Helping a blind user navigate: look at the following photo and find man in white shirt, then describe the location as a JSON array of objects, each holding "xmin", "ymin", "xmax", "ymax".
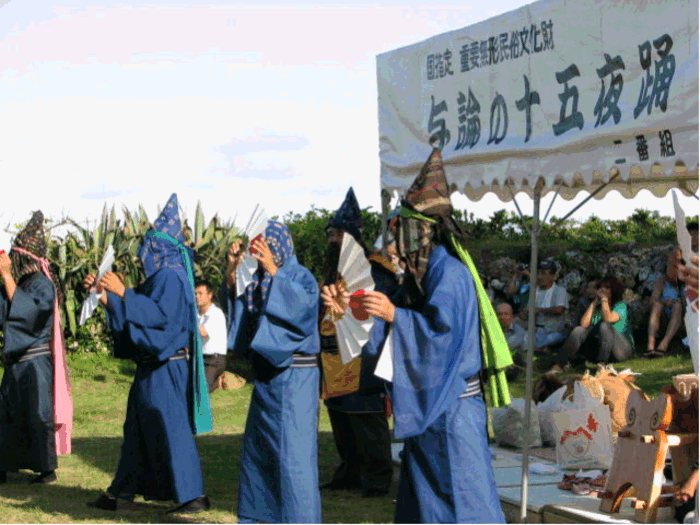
[
  {"xmin": 521, "ymin": 259, "xmax": 569, "ymax": 352},
  {"xmin": 195, "ymin": 280, "xmax": 228, "ymax": 393}
]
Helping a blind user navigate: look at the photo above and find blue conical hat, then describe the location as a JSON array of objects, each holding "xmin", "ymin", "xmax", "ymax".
[
  {"xmin": 153, "ymin": 193, "xmax": 185, "ymax": 243},
  {"xmin": 328, "ymin": 187, "xmax": 362, "ymax": 240}
]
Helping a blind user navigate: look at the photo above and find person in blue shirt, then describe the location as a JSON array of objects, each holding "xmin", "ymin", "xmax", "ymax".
[
  {"xmin": 86, "ymin": 194, "xmax": 212, "ymax": 514},
  {"xmin": 223, "ymin": 221, "xmax": 321, "ymax": 524}
]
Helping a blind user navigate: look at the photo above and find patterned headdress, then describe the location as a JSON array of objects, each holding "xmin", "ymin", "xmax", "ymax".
[
  {"xmin": 327, "ymin": 187, "xmax": 363, "ymax": 242},
  {"xmin": 138, "ymin": 194, "xmax": 191, "ymax": 280},
  {"xmin": 245, "ymin": 220, "xmax": 295, "ymax": 314},
  {"xmin": 11, "ymin": 211, "xmax": 48, "ymax": 280},
  {"xmin": 395, "ymin": 149, "xmax": 459, "ymax": 299},
  {"xmin": 402, "ymin": 148, "xmax": 453, "ymax": 220}
]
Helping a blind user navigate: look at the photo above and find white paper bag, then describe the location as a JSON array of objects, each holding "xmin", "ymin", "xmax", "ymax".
[{"xmin": 552, "ymin": 384, "xmax": 613, "ymax": 469}]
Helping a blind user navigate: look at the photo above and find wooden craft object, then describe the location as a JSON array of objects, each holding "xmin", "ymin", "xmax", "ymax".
[{"xmin": 599, "ymin": 375, "xmax": 699, "ymax": 523}]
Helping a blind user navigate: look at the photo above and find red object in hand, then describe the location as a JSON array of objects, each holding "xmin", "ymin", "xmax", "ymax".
[
  {"xmin": 0, "ymin": 250, "xmax": 5, "ymax": 256},
  {"xmin": 348, "ymin": 289, "xmax": 369, "ymax": 321},
  {"xmin": 249, "ymin": 234, "xmax": 264, "ymax": 255}
]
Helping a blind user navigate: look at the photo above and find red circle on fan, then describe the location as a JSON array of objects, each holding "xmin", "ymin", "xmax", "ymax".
[
  {"xmin": 249, "ymin": 234, "xmax": 264, "ymax": 255},
  {"xmin": 349, "ymin": 290, "xmax": 369, "ymax": 321}
]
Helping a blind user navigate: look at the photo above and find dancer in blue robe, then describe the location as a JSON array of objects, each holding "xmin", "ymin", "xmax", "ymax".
[
  {"xmin": 88, "ymin": 194, "xmax": 212, "ymax": 514},
  {"xmin": 224, "ymin": 221, "xmax": 321, "ymax": 524},
  {"xmin": 351, "ymin": 149, "xmax": 506, "ymax": 523},
  {"xmin": 0, "ymin": 211, "xmax": 58, "ymax": 484}
]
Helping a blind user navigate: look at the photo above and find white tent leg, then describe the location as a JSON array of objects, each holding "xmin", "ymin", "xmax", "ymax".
[{"xmin": 519, "ymin": 184, "xmax": 541, "ymax": 523}]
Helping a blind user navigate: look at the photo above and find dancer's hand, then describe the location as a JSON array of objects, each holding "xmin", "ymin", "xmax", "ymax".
[
  {"xmin": 321, "ymin": 284, "xmax": 350, "ymax": 315},
  {"xmin": 251, "ymin": 238, "xmax": 278, "ymax": 276},
  {"xmin": 363, "ymin": 290, "xmax": 396, "ymax": 323},
  {"xmin": 100, "ymin": 272, "xmax": 126, "ymax": 299}
]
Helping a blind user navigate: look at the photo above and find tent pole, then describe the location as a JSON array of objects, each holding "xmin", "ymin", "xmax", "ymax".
[
  {"xmin": 508, "ymin": 183, "xmax": 532, "ymax": 237},
  {"xmin": 542, "ymin": 180, "xmax": 564, "ymax": 224},
  {"xmin": 558, "ymin": 171, "xmax": 621, "ymax": 222},
  {"xmin": 380, "ymin": 188, "xmax": 391, "ymax": 253},
  {"xmin": 519, "ymin": 181, "xmax": 541, "ymax": 523}
]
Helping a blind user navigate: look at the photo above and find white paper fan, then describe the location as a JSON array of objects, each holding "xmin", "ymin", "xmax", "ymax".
[
  {"xmin": 672, "ymin": 191, "xmax": 698, "ymax": 373},
  {"xmin": 235, "ymin": 205, "xmax": 269, "ymax": 297},
  {"xmin": 334, "ymin": 233, "xmax": 375, "ymax": 364},
  {"xmin": 79, "ymin": 245, "xmax": 115, "ymax": 325}
]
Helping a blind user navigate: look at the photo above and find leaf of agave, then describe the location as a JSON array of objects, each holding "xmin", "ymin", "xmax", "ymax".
[
  {"xmin": 201, "ymin": 219, "xmax": 217, "ymax": 247},
  {"xmin": 108, "ymin": 205, "xmax": 117, "ymax": 231},
  {"xmin": 194, "ymin": 201, "xmax": 205, "ymax": 244},
  {"xmin": 65, "ymin": 290, "xmax": 77, "ymax": 336},
  {"xmin": 139, "ymin": 204, "xmax": 150, "ymax": 232},
  {"xmin": 104, "ymin": 231, "xmax": 116, "ymax": 252},
  {"xmin": 59, "ymin": 244, "xmax": 67, "ymax": 280}
]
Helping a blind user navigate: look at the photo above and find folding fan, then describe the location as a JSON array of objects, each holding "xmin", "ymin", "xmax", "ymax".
[
  {"xmin": 79, "ymin": 245, "xmax": 115, "ymax": 325},
  {"xmin": 329, "ymin": 232, "xmax": 375, "ymax": 364},
  {"xmin": 235, "ymin": 205, "xmax": 269, "ymax": 297},
  {"xmin": 673, "ymin": 191, "xmax": 698, "ymax": 373}
]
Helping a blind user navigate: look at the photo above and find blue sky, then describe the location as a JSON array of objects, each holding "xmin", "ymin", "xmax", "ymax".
[{"xmin": 0, "ymin": 0, "xmax": 696, "ymax": 247}]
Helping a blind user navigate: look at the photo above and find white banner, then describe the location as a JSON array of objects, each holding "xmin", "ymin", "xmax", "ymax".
[{"xmin": 377, "ymin": 0, "xmax": 699, "ymax": 201}]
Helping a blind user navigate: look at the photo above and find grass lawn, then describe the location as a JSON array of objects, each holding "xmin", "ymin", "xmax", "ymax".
[
  {"xmin": 0, "ymin": 348, "xmax": 693, "ymax": 523},
  {"xmin": 0, "ymin": 353, "xmax": 395, "ymax": 524}
]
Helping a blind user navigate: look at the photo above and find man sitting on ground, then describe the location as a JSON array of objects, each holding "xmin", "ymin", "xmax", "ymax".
[
  {"xmin": 496, "ymin": 302, "xmax": 526, "ymax": 381},
  {"xmin": 520, "ymin": 259, "xmax": 569, "ymax": 353}
]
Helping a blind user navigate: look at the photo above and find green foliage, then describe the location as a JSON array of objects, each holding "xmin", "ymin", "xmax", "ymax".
[{"xmin": 3, "ymin": 202, "xmax": 693, "ymax": 354}]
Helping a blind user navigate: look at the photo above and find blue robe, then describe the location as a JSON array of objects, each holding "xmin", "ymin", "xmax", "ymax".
[
  {"xmin": 226, "ymin": 255, "xmax": 321, "ymax": 524},
  {"xmin": 105, "ymin": 268, "xmax": 204, "ymax": 504},
  {"xmin": 0, "ymin": 273, "xmax": 56, "ymax": 473},
  {"xmin": 391, "ymin": 246, "xmax": 504, "ymax": 524}
]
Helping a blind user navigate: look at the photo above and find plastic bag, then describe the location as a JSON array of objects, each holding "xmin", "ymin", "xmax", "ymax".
[
  {"xmin": 537, "ymin": 385, "xmax": 570, "ymax": 446},
  {"xmin": 492, "ymin": 398, "xmax": 542, "ymax": 449}
]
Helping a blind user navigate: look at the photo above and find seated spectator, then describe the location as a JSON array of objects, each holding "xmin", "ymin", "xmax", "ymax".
[
  {"xmin": 575, "ymin": 279, "xmax": 599, "ymax": 322},
  {"xmin": 520, "ymin": 259, "xmax": 569, "ymax": 353},
  {"xmin": 547, "ymin": 276, "xmax": 634, "ymax": 374},
  {"xmin": 507, "ymin": 262, "xmax": 531, "ymax": 314},
  {"xmin": 645, "ymin": 246, "xmax": 685, "ymax": 357},
  {"xmin": 496, "ymin": 302, "xmax": 526, "ymax": 381}
]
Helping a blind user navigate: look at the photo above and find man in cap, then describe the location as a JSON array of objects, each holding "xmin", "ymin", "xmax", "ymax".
[
  {"xmin": 224, "ymin": 220, "xmax": 321, "ymax": 524},
  {"xmin": 318, "ymin": 188, "xmax": 397, "ymax": 498},
  {"xmin": 0, "ymin": 211, "xmax": 72, "ymax": 484},
  {"xmin": 521, "ymin": 258, "xmax": 569, "ymax": 353},
  {"xmin": 322, "ymin": 149, "xmax": 510, "ymax": 523},
  {"xmin": 85, "ymin": 194, "xmax": 212, "ymax": 513}
]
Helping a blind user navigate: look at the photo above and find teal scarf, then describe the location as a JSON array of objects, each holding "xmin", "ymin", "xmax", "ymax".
[{"xmin": 148, "ymin": 231, "xmax": 213, "ymax": 434}]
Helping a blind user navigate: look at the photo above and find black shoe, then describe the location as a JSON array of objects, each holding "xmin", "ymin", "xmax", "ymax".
[
  {"xmin": 31, "ymin": 471, "xmax": 56, "ymax": 484},
  {"xmin": 0, "ymin": 471, "xmax": 6, "ymax": 484},
  {"xmin": 90, "ymin": 493, "xmax": 118, "ymax": 511},
  {"xmin": 167, "ymin": 495, "xmax": 210, "ymax": 514},
  {"xmin": 362, "ymin": 488, "xmax": 389, "ymax": 498}
]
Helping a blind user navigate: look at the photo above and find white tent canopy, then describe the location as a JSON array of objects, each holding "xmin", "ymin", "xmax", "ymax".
[
  {"xmin": 376, "ymin": 0, "xmax": 698, "ymax": 522},
  {"xmin": 377, "ymin": 0, "xmax": 698, "ymax": 203}
]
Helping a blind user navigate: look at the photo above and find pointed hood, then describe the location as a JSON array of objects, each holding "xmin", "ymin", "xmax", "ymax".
[
  {"xmin": 152, "ymin": 193, "xmax": 185, "ymax": 243},
  {"xmin": 327, "ymin": 187, "xmax": 363, "ymax": 242},
  {"xmin": 402, "ymin": 148, "xmax": 453, "ymax": 220},
  {"xmin": 11, "ymin": 211, "xmax": 48, "ymax": 279}
]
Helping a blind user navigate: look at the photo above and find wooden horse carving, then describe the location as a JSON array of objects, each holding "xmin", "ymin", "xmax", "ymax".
[{"xmin": 599, "ymin": 377, "xmax": 699, "ymax": 523}]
